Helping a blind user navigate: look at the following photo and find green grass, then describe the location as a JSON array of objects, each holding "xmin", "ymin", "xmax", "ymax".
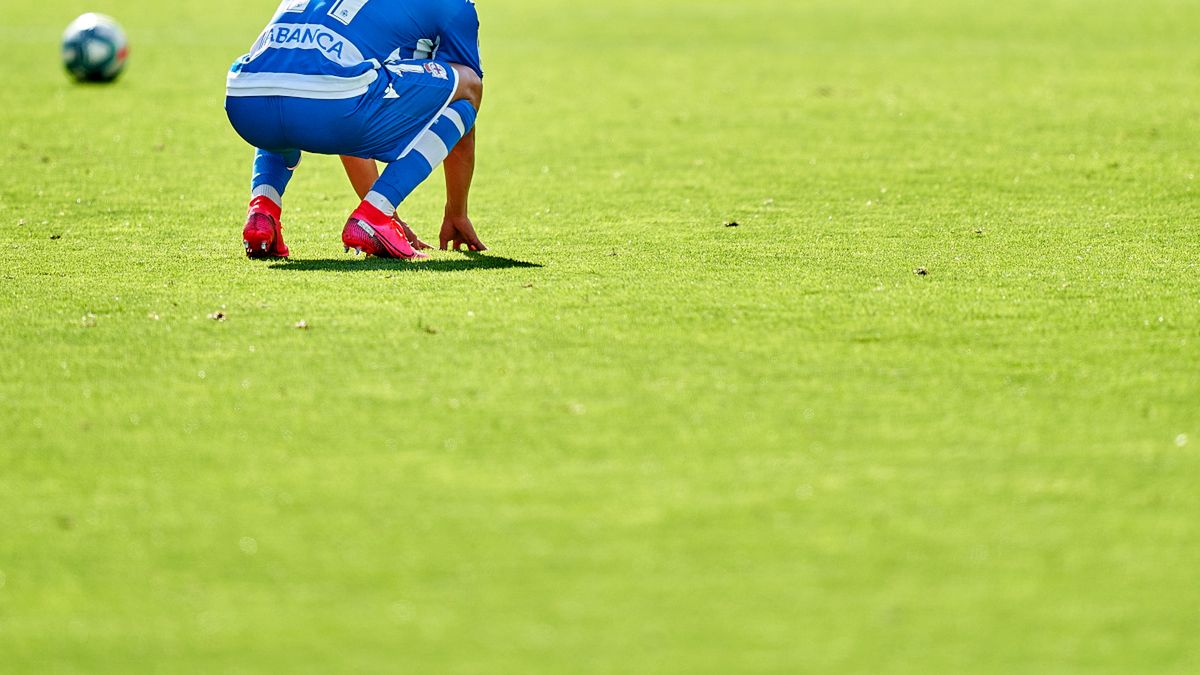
[{"xmin": 2, "ymin": 0, "xmax": 1199, "ymax": 671}]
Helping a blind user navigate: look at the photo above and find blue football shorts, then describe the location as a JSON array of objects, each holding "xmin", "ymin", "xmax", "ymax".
[{"xmin": 225, "ymin": 59, "xmax": 459, "ymax": 162}]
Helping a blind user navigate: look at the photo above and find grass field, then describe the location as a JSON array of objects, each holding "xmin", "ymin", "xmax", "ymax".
[{"xmin": 2, "ymin": 0, "xmax": 1199, "ymax": 671}]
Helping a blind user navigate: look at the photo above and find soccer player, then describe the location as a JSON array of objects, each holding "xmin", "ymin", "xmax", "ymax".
[{"xmin": 225, "ymin": 0, "xmax": 486, "ymax": 259}]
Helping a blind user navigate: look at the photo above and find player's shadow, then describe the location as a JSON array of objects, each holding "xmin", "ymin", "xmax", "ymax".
[{"xmin": 268, "ymin": 252, "xmax": 542, "ymax": 273}]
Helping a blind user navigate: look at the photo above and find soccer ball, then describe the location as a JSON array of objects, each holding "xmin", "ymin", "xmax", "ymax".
[{"xmin": 61, "ymin": 14, "xmax": 129, "ymax": 83}]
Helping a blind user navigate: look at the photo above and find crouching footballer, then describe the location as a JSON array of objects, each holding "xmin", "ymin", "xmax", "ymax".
[{"xmin": 225, "ymin": 0, "xmax": 486, "ymax": 259}]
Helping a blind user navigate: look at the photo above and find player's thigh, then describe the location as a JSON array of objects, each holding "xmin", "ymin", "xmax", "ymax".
[
  {"xmin": 228, "ymin": 94, "xmax": 366, "ymax": 156},
  {"xmin": 274, "ymin": 97, "xmax": 367, "ymax": 156},
  {"xmin": 353, "ymin": 61, "xmax": 459, "ymax": 161}
]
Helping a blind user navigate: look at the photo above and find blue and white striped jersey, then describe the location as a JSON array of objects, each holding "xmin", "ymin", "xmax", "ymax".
[{"xmin": 228, "ymin": 0, "xmax": 481, "ymax": 99}]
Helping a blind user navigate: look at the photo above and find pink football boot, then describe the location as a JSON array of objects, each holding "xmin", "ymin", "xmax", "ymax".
[
  {"xmin": 242, "ymin": 196, "xmax": 290, "ymax": 259},
  {"xmin": 340, "ymin": 202, "xmax": 425, "ymax": 259}
]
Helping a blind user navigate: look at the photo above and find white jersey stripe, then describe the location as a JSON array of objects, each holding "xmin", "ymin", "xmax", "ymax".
[{"xmin": 226, "ymin": 70, "xmax": 379, "ymax": 99}]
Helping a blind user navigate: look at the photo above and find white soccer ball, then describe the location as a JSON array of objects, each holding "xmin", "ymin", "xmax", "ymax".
[{"xmin": 62, "ymin": 13, "xmax": 129, "ymax": 83}]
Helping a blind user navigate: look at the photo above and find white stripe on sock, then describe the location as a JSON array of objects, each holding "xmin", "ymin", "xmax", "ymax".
[
  {"xmin": 410, "ymin": 131, "xmax": 449, "ymax": 168},
  {"xmin": 251, "ymin": 185, "xmax": 283, "ymax": 206},
  {"xmin": 364, "ymin": 191, "xmax": 396, "ymax": 215},
  {"xmin": 442, "ymin": 108, "xmax": 466, "ymax": 137}
]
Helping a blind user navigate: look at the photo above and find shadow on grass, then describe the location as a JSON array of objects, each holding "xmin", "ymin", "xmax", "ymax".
[{"xmin": 268, "ymin": 252, "xmax": 542, "ymax": 273}]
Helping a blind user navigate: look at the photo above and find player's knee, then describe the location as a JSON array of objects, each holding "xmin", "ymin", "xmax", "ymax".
[{"xmin": 450, "ymin": 64, "xmax": 483, "ymax": 111}]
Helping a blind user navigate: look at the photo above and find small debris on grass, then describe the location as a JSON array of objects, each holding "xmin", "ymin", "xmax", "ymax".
[
  {"xmin": 974, "ymin": 228, "xmax": 985, "ymax": 235},
  {"xmin": 49, "ymin": 234, "xmax": 62, "ymax": 240},
  {"xmin": 607, "ymin": 250, "xmax": 619, "ymax": 257},
  {"xmin": 17, "ymin": 219, "xmax": 25, "ymax": 226},
  {"xmin": 913, "ymin": 267, "xmax": 929, "ymax": 276},
  {"xmin": 208, "ymin": 311, "xmax": 226, "ymax": 321},
  {"xmin": 147, "ymin": 312, "xmax": 160, "ymax": 321},
  {"xmin": 724, "ymin": 221, "xmax": 740, "ymax": 228},
  {"xmin": 294, "ymin": 320, "xmax": 309, "ymax": 330},
  {"xmin": 81, "ymin": 313, "xmax": 97, "ymax": 327},
  {"xmin": 522, "ymin": 282, "xmax": 535, "ymax": 289}
]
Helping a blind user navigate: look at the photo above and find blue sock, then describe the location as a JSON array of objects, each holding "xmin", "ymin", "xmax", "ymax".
[
  {"xmin": 251, "ymin": 149, "xmax": 302, "ymax": 207},
  {"xmin": 364, "ymin": 100, "xmax": 478, "ymax": 214}
]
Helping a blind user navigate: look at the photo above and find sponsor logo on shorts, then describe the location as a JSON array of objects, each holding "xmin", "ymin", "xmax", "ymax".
[{"xmin": 424, "ymin": 63, "xmax": 449, "ymax": 80}]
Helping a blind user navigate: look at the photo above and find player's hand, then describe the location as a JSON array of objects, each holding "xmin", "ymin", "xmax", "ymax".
[
  {"xmin": 393, "ymin": 216, "xmax": 432, "ymax": 250},
  {"xmin": 439, "ymin": 215, "xmax": 487, "ymax": 252}
]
